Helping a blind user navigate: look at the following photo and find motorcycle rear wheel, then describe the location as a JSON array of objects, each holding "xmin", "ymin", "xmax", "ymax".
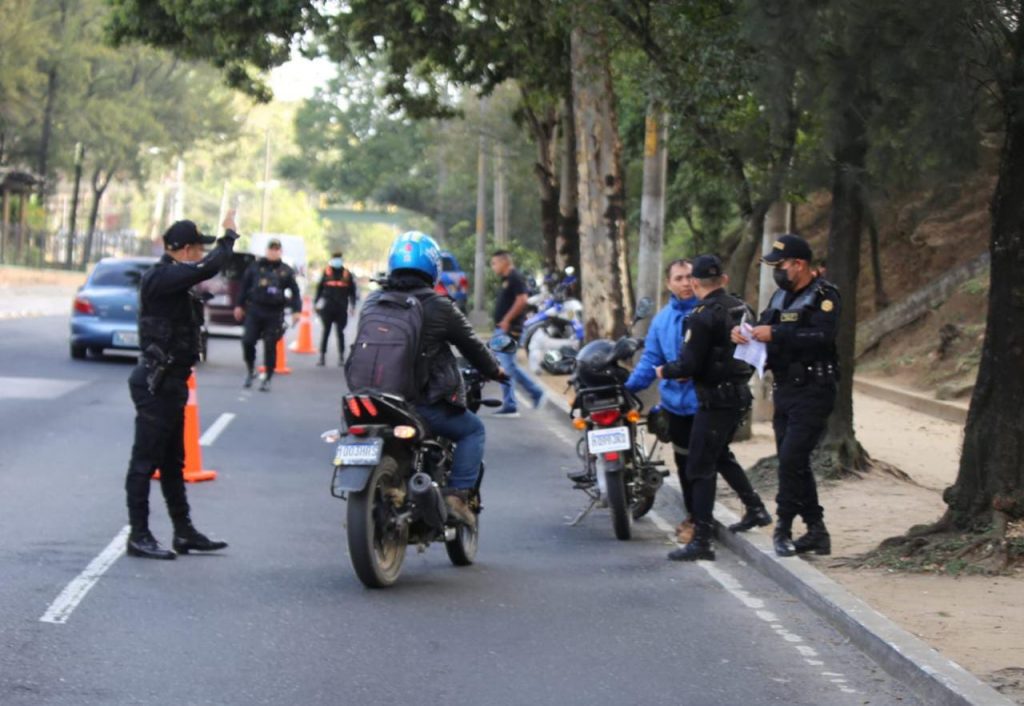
[
  {"xmin": 445, "ymin": 520, "xmax": 479, "ymax": 566},
  {"xmin": 631, "ymin": 492, "xmax": 656, "ymax": 520},
  {"xmin": 346, "ymin": 456, "xmax": 408, "ymax": 588},
  {"xmin": 605, "ymin": 471, "xmax": 633, "ymax": 541}
]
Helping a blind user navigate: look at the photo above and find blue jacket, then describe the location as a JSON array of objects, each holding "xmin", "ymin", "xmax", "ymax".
[{"xmin": 625, "ymin": 295, "xmax": 700, "ymax": 416}]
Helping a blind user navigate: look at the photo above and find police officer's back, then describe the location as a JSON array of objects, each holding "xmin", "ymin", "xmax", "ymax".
[
  {"xmin": 660, "ymin": 255, "xmax": 769, "ymax": 561},
  {"xmin": 125, "ymin": 214, "xmax": 239, "ymax": 559}
]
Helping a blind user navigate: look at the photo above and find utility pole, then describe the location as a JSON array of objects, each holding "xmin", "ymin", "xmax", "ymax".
[
  {"xmin": 259, "ymin": 130, "xmax": 271, "ymax": 234},
  {"xmin": 172, "ymin": 157, "xmax": 185, "ymax": 221},
  {"xmin": 494, "ymin": 142, "xmax": 508, "ymax": 247},
  {"xmin": 637, "ymin": 101, "xmax": 668, "ymax": 323},
  {"xmin": 65, "ymin": 142, "xmax": 84, "ymax": 269},
  {"xmin": 471, "ymin": 102, "xmax": 489, "ymax": 326}
]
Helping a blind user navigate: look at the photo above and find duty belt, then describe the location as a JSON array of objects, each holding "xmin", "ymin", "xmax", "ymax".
[{"xmin": 773, "ymin": 361, "xmax": 838, "ymax": 387}]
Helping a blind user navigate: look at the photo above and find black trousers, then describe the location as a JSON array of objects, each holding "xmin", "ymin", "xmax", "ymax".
[
  {"xmin": 685, "ymin": 405, "xmax": 761, "ymax": 525},
  {"xmin": 772, "ymin": 382, "xmax": 836, "ymax": 524},
  {"xmin": 242, "ymin": 307, "xmax": 283, "ymax": 377},
  {"xmin": 125, "ymin": 365, "xmax": 190, "ymax": 534},
  {"xmin": 665, "ymin": 412, "xmax": 695, "ymax": 516},
  {"xmin": 318, "ymin": 306, "xmax": 348, "ymax": 357}
]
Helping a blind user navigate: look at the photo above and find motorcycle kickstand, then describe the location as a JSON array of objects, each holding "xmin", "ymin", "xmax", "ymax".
[{"xmin": 567, "ymin": 495, "xmax": 600, "ymax": 527}]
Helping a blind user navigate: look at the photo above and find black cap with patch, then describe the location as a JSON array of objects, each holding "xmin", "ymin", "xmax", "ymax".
[
  {"xmin": 163, "ymin": 220, "xmax": 215, "ymax": 250},
  {"xmin": 762, "ymin": 233, "xmax": 813, "ymax": 264},
  {"xmin": 691, "ymin": 254, "xmax": 724, "ymax": 279}
]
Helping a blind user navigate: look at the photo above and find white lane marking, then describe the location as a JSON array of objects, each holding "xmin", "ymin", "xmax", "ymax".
[
  {"xmin": 40, "ymin": 526, "xmax": 130, "ymax": 624},
  {"xmin": 199, "ymin": 412, "xmax": 236, "ymax": 446},
  {"xmin": 648, "ymin": 510, "xmax": 858, "ymax": 697},
  {"xmin": 0, "ymin": 377, "xmax": 88, "ymax": 400}
]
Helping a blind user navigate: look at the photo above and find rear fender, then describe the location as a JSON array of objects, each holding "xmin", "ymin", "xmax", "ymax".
[{"xmin": 331, "ymin": 466, "xmax": 374, "ymax": 497}]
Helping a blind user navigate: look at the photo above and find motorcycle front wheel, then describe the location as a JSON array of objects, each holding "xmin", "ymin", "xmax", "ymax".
[
  {"xmin": 346, "ymin": 455, "xmax": 408, "ymax": 588},
  {"xmin": 605, "ymin": 470, "xmax": 633, "ymax": 541}
]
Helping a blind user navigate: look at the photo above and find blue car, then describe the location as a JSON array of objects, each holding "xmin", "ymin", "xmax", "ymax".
[
  {"xmin": 434, "ymin": 251, "xmax": 469, "ymax": 312},
  {"xmin": 69, "ymin": 257, "xmax": 157, "ymax": 359}
]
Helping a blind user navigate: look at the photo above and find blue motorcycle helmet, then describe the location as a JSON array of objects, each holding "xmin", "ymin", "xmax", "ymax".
[{"xmin": 386, "ymin": 231, "xmax": 442, "ymax": 284}]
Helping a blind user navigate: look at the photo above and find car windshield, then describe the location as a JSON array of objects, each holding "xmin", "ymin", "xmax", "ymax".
[
  {"xmin": 89, "ymin": 261, "xmax": 153, "ymax": 288},
  {"xmin": 441, "ymin": 257, "xmax": 458, "ymax": 272}
]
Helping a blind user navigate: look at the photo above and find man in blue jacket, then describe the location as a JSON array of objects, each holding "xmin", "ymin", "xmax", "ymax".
[{"xmin": 625, "ymin": 258, "xmax": 771, "ymax": 543}]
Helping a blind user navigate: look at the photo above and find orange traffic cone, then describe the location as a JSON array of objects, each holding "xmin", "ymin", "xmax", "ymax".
[
  {"xmin": 153, "ymin": 371, "xmax": 217, "ymax": 483},
  {"xmin": 289, "ymin": 296, "xmax": 317, "ymax": 354},
  {"xmin": 259, "ymin": 336, "xmax": 292, "ymax": 375}
]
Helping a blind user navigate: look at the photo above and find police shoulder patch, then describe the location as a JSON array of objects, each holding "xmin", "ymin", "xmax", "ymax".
[{"xmin": 821, "ymin": 299, "xmax": 834, "ymax": 312}]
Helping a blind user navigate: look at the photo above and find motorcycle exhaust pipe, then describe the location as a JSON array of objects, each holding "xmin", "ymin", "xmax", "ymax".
[{"xmin": 409, "ymin": 472, "xmax": 448, "ymax": 531}]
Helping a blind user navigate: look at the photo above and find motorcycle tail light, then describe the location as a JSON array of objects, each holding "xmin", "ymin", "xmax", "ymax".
[
  {"xmin": 348, "ymin": 425, "xmax": 367, "ymax": 436},
  {"xmin": 590, "ymin": 409, "xmax": 622, "ymax": 426},
  {"xmin": 393, "ymin": 425, "xmax": 417, "ymax": 439},
  {"xmin": 346, "ymin": 398, "xmax": 362, "ymax": 418},
  {"xmin": 359, "ymin": 396, "xmax": 379, "ymax": 416},
  {"xmin": 459, "ymin": 275, "xmax": 468, "ymax": 290},
  {"xmin": 73, "ymin": 296, "xmax": 95, "ymax": 315},
  {"xmin": 572, "ymin": 418, "xmax": 587, "ymax": 431},
  {"xmin": 626, "ymin": 410, "xmax": 641, "ymax": 424},
  {"xmin": 603, "ymin": 452, "xmax": 621, "ymax": 462}
]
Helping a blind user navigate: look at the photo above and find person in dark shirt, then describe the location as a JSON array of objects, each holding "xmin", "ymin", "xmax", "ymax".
[
  {"xmin": 124, "ymin": 212, "xmax": 238, "ymax": 559},
  {"xmin": 658, "ymin": 254, "xmax": 769, "ymax": 561},
  {"xmin": 234, "ymin": 239, "xmax": 302, "ymax": 391},
  {"xmin": 314, "ymin": 251, "xmax": 358, "ymax": 366},
  {"xmin": 490, "ymin": 250, "xmax": 546, "ymax": 417},
  {"xmin": 732, "ymin": 234, "xmax": 840, "ymax": 557}
]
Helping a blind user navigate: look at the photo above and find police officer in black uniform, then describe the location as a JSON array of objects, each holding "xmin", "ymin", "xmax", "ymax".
[
  {"xmin": 733, "ymin": 234, "xmax": 839, "ymax": 557},
  {"xmin": 234, "ymin": 239, "xmax": 301, "ymax": 391},
  {"xmin": 125, "ymin": 213, "xmax": 238, "ymax": 559},
  {"xmin": 658, "ymin": 255, "xmax": 770, "ymax": 561},
  {"xmin": 314, "ymin": 251, "xmax": 358, "ymax": 367}
]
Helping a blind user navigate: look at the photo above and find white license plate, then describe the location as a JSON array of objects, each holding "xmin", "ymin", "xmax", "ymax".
[
  {"xmin": 210, "ymin": 294, "xmax": 230, "ymax": 306},
  {"xmin": 112, "ymin": 331, "xmax": 139, "ymax": 347},
  {"xmin": 587, "ymin": 426, "xmax": 631, "ymax": 454},
  {"xmin": 334, "ymin": 438, "xmax": 383, "ymax": 466}
]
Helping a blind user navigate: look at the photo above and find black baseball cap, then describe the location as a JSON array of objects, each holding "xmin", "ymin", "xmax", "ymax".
[
  {"xmin": 267, "ymin": 238, "xmax": 282, "ymax": 249},
  {"xmin": 691, "ymin": 254, "xmax": 724, "ymax": 279},
  {"xmin": 163, "ymin": 220, "xmax": 215, "ymax": 250},
  {"xmin": 762, "ymin": 234, "xmax": 813, "ymax": 264}
]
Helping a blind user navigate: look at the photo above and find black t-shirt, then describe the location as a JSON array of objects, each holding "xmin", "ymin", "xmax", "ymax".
[{"xmin": 494, "ymin": 268, "xmax": 529, "ymax": 332}]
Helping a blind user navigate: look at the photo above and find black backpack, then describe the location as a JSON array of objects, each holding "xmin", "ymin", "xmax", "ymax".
[{"xmin": 344, "ymin": 289, "xmax": 431, "ymax": 401}]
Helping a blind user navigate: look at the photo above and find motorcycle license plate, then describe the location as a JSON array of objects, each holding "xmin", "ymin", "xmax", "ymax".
[
  {"xmin": 112, "ymin": 331, "xmax": 138, "ymax": 347},
  {"xmin": 587, "ymin": 426, "xmax": 631, "ymax": 454},
  {"xmin": 334, "ymin": 438, "xmax": 383, "ymax": 466}
]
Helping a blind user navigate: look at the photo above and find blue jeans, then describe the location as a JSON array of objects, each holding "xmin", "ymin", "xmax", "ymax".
[
  {"xmin": 415, "ymin": 403, "xmax": 486, "ymax": 490},
  {"xmin": 494, "ymin": 340, "xmax": 544, "ymax": 411}
]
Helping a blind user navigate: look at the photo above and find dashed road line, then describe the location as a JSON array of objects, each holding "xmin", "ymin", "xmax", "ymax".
[
  {"xmin": 40, "ymin": 526, "xmax": 130, "ymax": 624},
  {"xmin": 199, "ymin": 412, "xmax": 236, "ymax": 446}
]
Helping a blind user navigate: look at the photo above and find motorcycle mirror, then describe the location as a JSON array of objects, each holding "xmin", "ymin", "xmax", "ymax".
[
  {"xmin": 634, "ymin": 297, "xmax": 655, "ymax": 321},
  {"xmin": 321, "ymin": 428, "xmax": 340, "ymax": 444},
  {"xmin": 489, "ymin": 333, "xmax": 518, "ymax": 354}
]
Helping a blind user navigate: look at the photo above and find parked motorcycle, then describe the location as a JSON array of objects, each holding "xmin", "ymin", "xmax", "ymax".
[
  {"xmin": 567, "ymin": 297, "xmax": 667, "ymax": 540},
  {"xmin": 522, "ymin": 267, "xmax": 584, "ymax": 353},
  {"xmin": 321, "ymin": 336, "xmax": 512, "ymax": 588}
]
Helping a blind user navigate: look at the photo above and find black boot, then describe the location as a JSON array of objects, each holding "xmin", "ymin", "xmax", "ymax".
[
  {"xmin": 668, "ymin": 521, "xmax": 715, "ymax": 561},
  {"xmin": 259, "ymin": 376, "xmax": 272, "ymax": 392},
  {"xmin": 773, "ymin": 517, "xmax": 797, "ymax": 557},
  {"xmin": 794, "ymin": 519, "xmax": 831, "ymax": 556},
  {"xmin": 728, "ymin": 504, "xmax": 772, "ymax": 533},
  {"xmin": 316, "ymin": 354, "xmax": 325, "ymax": 367},
  {"xmin": 173, "ymin": 523, "xmax": 228, "ymax": 554},
  {"xmin": 127, "ymin": 530, "xmax": 176, "ymax": 560}
]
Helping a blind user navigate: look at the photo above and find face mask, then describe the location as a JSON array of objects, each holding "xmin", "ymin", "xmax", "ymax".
[
  {"xmin": 330, "ymin": 258, "xmax": 343, "ymax": 269},
  {"xmin": 773, "ymin": 266, "xmax": 795, "ymax": 291}
]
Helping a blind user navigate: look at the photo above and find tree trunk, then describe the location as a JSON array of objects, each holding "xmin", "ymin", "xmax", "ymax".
[
  {"xmin": 725, "ymin": 201, "xmax": 770, "ymax": 300},
  {"xmin": 37, "ymin": 66, "xmax": 59, "ymax": 202},
  {"xmin": 557, "ymin": 97, "xmax": 580, "ymax": 276},
  {"xmin": 471, "ymin": 128, "xmax": 488, "ymax": 324},
  {"xmin": 942, "ymin": 22, "xmax": 1024, "ymax": 529},
  {"xmin": 819, "ymin": 102, "xmax": 870, "ymax": 475},
  {"xmin": 864, "ymin": 197, "xmax": 890, "ymax": 310},
  {"xmin": 66, "ymin": 143, "xmax": 84, "ymax": 269},
  {"xmin": 494, "ymin": 142, "xmax": 509, "ymax": 247},
  {"xmin": 571, "ymin": 21, "xmax": 632, "ymax": 340},
  {"xmin": 637, "ymin": 100, "xmax": 668, "ymax": 322},
  {"xmin": 522, "ymin": 100, "xmax": 560, "ymax": 271},
  {"xmin": 83, "ymin": 167, "xmax": 113, "ymax": 267}
]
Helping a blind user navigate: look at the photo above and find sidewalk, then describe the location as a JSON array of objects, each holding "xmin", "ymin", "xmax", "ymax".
[
  {"xmin": 523, "ymin": 362, "xmax": 1022, "ymax": 705},
  {"xmin": 0, "ymin": 266, "xmax": 84, "ymax": 319}
]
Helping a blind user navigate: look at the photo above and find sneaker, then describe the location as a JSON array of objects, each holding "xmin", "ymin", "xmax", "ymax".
[
  {"xmin": 492, "ymin": 407, "xmax": 520, "ymax": 418},
  {"xmin": 531, "ymin": 390, "xmax": 548, "ymax": 410},
  {"xmin": 243, "ymin": 371, "xmax": 255, "ymax": 389}
]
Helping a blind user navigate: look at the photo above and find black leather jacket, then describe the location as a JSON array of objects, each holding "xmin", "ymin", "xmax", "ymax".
[{"xmin": 387, "ymin": 275, "xmax": 501, "ymax": 408}]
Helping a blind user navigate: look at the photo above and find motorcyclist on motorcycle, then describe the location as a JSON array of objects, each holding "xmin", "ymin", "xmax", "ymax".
[{"xmin": 378, "ymin": 232, "xmax": 507, "ymax": 526}]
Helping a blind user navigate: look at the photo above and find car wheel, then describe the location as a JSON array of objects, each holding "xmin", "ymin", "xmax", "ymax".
[
  {"xmin": 88, "ymin": 346, "xmax": 103, "ymax": 358},
  {"xmin": 70, "ymin": 343, "xmax": 87, "ymax": 360}
]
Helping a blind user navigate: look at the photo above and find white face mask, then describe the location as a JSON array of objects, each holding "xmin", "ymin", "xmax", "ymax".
[{"xmin": 330, "ymin": 258, "xmax": 343, "ymax": 269}]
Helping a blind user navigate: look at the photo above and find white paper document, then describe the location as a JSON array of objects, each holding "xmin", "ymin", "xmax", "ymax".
[{"xmin": 733, "ymin": 323, "xmax": 767, "ymax": 379}]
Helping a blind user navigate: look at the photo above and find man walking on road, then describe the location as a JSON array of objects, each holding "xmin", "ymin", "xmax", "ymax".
[
  {"xmin": 124, "ymin": 213, "xmax": 238, "ymax": 559},
  {"xmin": 733, "ymin": 234, "xmax": 840, "ymax": 557},
  {"xmin": 314, "ymin": 251, "xmax": 357, "ymax": 367},
  {"xmin": 234, "ymin": 239, "xmax": 301, "ymax": 392},
  {"xmin": 490, "ymin": 250, "xmax": 546, "ymax": 417}
]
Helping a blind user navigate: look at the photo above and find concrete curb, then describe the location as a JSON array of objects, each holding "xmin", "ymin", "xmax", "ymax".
[
  {"xmin": 854, "ymin": 376, "xmax": 968, "ymax": 425},
  {"xmin": 519, "ymin": 365, "xmax": 1014, "ymax": 706}
]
